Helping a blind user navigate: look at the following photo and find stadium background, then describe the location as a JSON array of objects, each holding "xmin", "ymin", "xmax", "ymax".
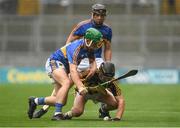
[
  {"xmin": 0, "ymin": 0, "xmax": 180, "ymax": 127},
  {"xmin": 0, "ymin": 0, "xmax": 180, "ymax": 84}
]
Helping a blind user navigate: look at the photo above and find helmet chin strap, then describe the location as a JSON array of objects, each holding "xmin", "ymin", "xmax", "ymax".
[{"xmin": 85, "ymin": 38, "xmax": 93, "ymax": 47}]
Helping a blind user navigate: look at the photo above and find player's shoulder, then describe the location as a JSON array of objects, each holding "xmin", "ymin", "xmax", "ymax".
[
  {"xmin": 103, "ymin": 22, "xmax": 112, "ymax": 30},
  {"xmin": 69, "ymin": 39, "xmax": 84, "ymax": 48},
  {"xmin": 66, "ymin": 41, "xmax": 81, "ymax": 57},
  {"xmin": 76, "ymin": 19, "xmax": 91, "ymax": 27}
]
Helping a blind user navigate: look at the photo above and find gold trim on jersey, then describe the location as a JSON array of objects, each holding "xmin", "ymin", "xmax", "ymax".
[
  {"xmin": 60, "ymin": 44, "xmax": 71, "ymax": 58},
  {"xmin": 110, "ymin": 80, "xmax": 122, "ymax": 96},
  {"xmin": 73, "ymin": 45, "xmax": 82, "ymax": 65}
]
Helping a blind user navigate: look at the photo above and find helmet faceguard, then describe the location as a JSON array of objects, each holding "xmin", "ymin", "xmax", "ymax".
[
  {"xmin": 98, "ymin": 62, "xmax": 115, "ymax": 82},
  {"xmin": 84, "ymin": 28, "xmax": 102, "ymax": 48}
]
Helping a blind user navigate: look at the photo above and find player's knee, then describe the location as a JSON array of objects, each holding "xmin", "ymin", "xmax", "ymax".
[
  {"xmin": 72, "ymin": 107, "xmax": 84, "ymax": 117},
  {"xmin": 104, "ymin": 102, "xmax": 117, "ymax": 110}
]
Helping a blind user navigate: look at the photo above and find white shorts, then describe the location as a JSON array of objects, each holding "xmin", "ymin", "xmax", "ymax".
[
  {"xmin": 45, "ymin": 58, "xmax": 66, "ymax": 77},
  {"xmin": 77, "ymin": 58, "xmax": 104, "ymax": 72}
]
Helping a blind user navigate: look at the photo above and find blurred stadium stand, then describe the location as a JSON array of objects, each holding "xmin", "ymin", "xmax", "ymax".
[{"xmin": 0, "ymin": 0, "xmax": 180, "ymax": 68}]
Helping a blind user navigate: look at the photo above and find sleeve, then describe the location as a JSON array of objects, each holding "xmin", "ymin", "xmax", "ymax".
[
  {"xmin": 73, "ymin": 25, "xmax": 86, "ymax": 37},
  {"xmin": 66, "ymin": 46, "xmax": 75, "ymax": 64},
  {"xmin": 66, "ymin": 46, "xmax": 79, "ymax": 65},
  {"xmin": 106, "ymin": 27, "xmax": 112, "ymax": 42}
]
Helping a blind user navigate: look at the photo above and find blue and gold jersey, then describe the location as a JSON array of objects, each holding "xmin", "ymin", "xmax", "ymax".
[
  {"xmin": 68, "ymin": 19, "xmax": 112, "ymax": 58},
  {"xmin": 50, "ymin": 39, "xmax": 94, "ymax": 72},
  {"xmin": 66, "ymin": 39, "xmax": 94, "ymax": 65}
]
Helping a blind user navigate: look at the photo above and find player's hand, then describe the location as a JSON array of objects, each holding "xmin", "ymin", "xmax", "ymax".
[
  {"xmin": 111, "ymin": 118, "xmax": 121, "ymax": 121},
  {"xmin": 86, "ymin": 68, "xmax": 96, "ymax": 80},
  {"xmin": 79, "ymin": 86, "xmax": 88, "ymax": 96}
]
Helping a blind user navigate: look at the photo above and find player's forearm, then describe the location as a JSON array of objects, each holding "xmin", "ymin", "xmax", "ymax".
[
  {"xmin": 104, "ymin": 49, "xmax": 112, "ymax": 61},
  {"xmin": 71, "ymin": 71, "xmax": 88, "ymax": 95},
  {"xmin": 70, "ymin": 67, "xmax": 85, "ymax": 89},
  {"xmin": 86, "ymin": 60, "xmax": 97, "ymax": 79},
  {"xmin": 90, "ymin": 60, "xmax": 97, "ymax": 71},
  {"xmin": 115, "ymin": 96, "xmax": 125, "ymax": 119},
  {"xmin": 72, "ymin": 74, "xmax": 84, "ymax": 89},
  {"xmin": 115, "ymin": 106, "xmax": 124, "ymax": 119},
  {"xmin": 104, "ymin": 40, "xmax": 112, "ymax": 61}
]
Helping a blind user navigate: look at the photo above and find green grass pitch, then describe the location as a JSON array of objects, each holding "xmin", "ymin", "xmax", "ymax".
[{"xmin": 0, "ymin": 83, "xmax": 180, "ymax": 127}]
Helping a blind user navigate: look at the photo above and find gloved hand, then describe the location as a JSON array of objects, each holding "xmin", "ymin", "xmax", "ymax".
[{"xmin": 79, "ymin": 86, "xmax": 88, "ymax": 96}]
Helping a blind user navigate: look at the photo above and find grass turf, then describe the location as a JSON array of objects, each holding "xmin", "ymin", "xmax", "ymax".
[{"xmin": 0, "ymin": 84, "xmax": 180, "ymax": 127}]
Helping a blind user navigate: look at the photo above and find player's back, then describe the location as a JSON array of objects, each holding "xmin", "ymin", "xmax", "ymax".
[
  {"xmin": 73, "ymin": 19, "xmax": 112, "ymax": 41},
  {"xmin": 66, "ymin": 39, "xmax": 94, "ymax": 65},
  {"xmin": 69, "ymin": 19, "xmax": 112, "ymax": 58}
]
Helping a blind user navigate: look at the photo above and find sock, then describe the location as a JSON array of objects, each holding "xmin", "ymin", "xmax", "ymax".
[
  {"xmin": 101, "ymin": 107, "xmax": 106, "ymax": 113},
  {"xmin": 54, "ymin": 103, "xmax": 63, "ymax": 115},
  {"xmin": 34, "ymin": 97, "xmax": 45, "ymax": 105},
  {"xmin": 101, "ymin": 103, "xmax": 108, "ymax": 112}
]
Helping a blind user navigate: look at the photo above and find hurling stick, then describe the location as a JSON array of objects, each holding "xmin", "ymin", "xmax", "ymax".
[{"xmin": 99, "ymin": 69, "xmax": 138, "ymax": 88}]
